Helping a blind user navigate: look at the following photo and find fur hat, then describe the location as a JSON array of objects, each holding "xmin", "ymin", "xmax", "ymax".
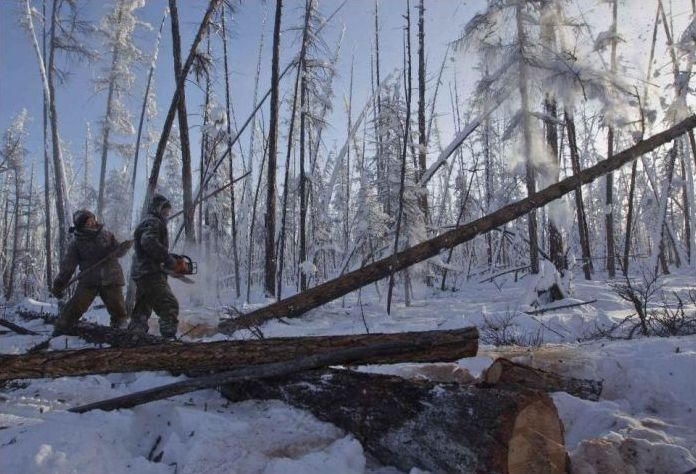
[
  {"xmin": 148, "ymin": 194, "xmax": 172, "ymax": 215},
  {"xmin": 70, "ymin": 209, "xmax": 96, "ymax": 233}
]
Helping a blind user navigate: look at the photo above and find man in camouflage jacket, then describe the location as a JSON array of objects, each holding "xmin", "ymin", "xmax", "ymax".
[
  {"xmin": 52, "ymin": 210, "xmax": 131, "ymax": 334},
  {"xmin": 128, "ymin": 194, "xmax": 184, "ymax": 339}
]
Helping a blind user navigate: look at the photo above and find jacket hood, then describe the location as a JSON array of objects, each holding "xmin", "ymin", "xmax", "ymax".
[{"xmin": 148, "ymin": 194, "xmax": 171, "ymax": 216}]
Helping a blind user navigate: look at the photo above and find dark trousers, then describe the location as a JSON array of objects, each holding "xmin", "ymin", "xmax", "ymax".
[
  {"xmin": 128, "ymin": 273, "xmax": 179, "ymax": 338},
  {"xmin": 55, "ymin": 283, "xmax": 127, "ymax": 333}
]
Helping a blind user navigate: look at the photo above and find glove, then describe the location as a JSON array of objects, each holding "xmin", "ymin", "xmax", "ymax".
[{"xmin": 172, "ymin": 257, "xmax": 188, "ymax": 274}]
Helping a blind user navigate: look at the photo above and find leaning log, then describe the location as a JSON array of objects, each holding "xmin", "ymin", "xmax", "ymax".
[
  {"xmin": 481, "ymin": 358, "xmax": 602, "ymax": 401},
  {"xmin": 221, "ymin": 369, "xmax": 568, "ymax": 474},
  {"xmin": 70, "ymin": 338, "xmax": 476, "ymax": 413},
  {"xmin": 220, "ymin": 115, "xmax": 696, "ymax": 333},
  {"xmin": 0, "ymin": 327, "xmax": 478, "ymax": 381}
]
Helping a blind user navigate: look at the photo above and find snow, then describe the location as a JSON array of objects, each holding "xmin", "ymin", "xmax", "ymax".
[{"xmin": 2, "ymin": 273, "xmax": 696, "ymax": 472}]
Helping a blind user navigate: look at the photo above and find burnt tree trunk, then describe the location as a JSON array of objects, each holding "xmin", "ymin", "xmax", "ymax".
[
  {"xmin": 566, "ymin": 113, "xmax": 592, "ymax": 279},
  {"xmin": 417, "ymin": 0, "xmax": 429, "ymax": 223},
  {"xmin": 142, "ymin": 0, "xmax": 221, "ymax": 213},
  {"xmin": 41, "ymin": 0, "xmax": 52, "ymax": 287},
  {"xmin": 265, "ymin": 0, "xmax": 283, "ymax": 298},
  {"xmin": 221, "ymin": 369, "xmax": 567, "ymax": 474},
  {"xmin": 545, "ymin": 98, "xmax": 565, "ymax": 273},
  {"xmin": 169, "ymin": 0, "xmax": 195, "ymax": 245},
  {"xmin": 0, "ymin": 327, "xmax": 478, "ymax": 381},
  {"xmin": 221, "ymin": 8, "xmax": 241, "ymax": 297},
  {"xmin": 220, "ymin": 115, "xmax": 696, "ymax": 333},
  {"xmin": 605, "ymin": 0, "xmax": 619, "ymax": 278}
]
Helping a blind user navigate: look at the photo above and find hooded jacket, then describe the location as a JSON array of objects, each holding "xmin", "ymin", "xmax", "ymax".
[
  {"xmin": 132, "ymin": 194, "xmax": 176, "ymax": 280},
  {"xmin": 54, "ymin": 225, "xmax": 127, "ymax": 289}
]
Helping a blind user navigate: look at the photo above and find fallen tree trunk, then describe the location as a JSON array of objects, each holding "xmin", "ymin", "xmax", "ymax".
[
  {"xmin": 17, "ymin": 309, "xmax": 165, "ymax": 347},
  {"xmin": 0, "ymin": 318, "xmax": 39, "ymax": 336},
  {"xmin": 220, "ymin": 115, "xmax": 696, "ymax": 333},
  {"xmin": 0, "ymin": 327, "xmax": 477, "ymax": 381},
  {"xmin": 70, "ymin": 337, "xmax": 477, "ymax": 413},
  {"xmin": 481, "ymin": 358, "xmax": 602, "ymax": 401},
  {"xmin": 221, "ymin": 369, "xmax": 568, "ymax": 474},
  {"xmin": 523, "ymin": 299, "xmax": 597, "ymax": 316}
]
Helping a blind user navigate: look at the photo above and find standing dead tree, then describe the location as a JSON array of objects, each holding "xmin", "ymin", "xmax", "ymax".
[
  {"xmin": 265, "ymin": 0, "xmax": 283, "ymax": 298},
  {"xmin": 169, "ymin": 0, "xmax": 196, "ymax": 245},
  {"xmin": 220, "ymin": 115, "xmax": 696, "ymax": 332},
  {"xmin": 142, "ymin": 0, "xmax": 223, "ymax": 214}
]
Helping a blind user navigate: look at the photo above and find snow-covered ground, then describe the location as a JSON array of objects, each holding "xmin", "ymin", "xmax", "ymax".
[{"xmin": 1, "ymin": 271, "xmax": 696, "ymax": 473}]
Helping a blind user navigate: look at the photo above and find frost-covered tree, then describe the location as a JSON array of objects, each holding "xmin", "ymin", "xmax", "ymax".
[
  {"xmin": 459, "ymin": 0, "xmax": 636, "ymax": 278},
  {"xmin": 0, "ymin": 110, "xmax": 29, "ymax": 301},
  {"xmin": 21, "ymin": 0, "xmax": 93, "ymax": 258},
  {"xmin": 95, "ymin": 0, "xmax": 147, "ymax": 218}
]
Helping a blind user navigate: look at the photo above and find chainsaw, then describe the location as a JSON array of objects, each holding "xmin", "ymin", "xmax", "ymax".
[{"xmin": 165, "ymin": 254, "xmax": 198, "ymax": 284}]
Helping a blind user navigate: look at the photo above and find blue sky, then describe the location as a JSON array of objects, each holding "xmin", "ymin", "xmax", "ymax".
[{"xmin": 0, "ymin": 0, "xmax": 482, "ymax": 192}]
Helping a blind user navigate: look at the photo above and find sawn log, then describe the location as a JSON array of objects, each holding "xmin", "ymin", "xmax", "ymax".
[
  {"xmin": 220, "ymin": 115, "xmax": 696, "ymax": 333},
  {"xmin": 481, "ymin": 357, "xmax": 602, "ymax": 401},
  {"xmin": 221, "ymin": 369, "xmax": 568, "ymax": 474},
  {"xmin": 0, "ymin": 327, "xmax": 478, "ymax": 381}
]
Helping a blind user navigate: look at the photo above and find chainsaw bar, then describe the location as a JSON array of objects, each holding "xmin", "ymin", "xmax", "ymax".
[{"xmin": 167, "ymin": 272, "xmax": 195, "ymax": 284}]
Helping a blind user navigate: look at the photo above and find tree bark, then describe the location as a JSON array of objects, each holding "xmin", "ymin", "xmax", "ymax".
[
  {"xmin": 605, "ymin": 0, "xmax": 618, "ymax": 278},
  {"xmin": 221, "ymin": 8, "xmax": 241, "ymax": 298},
  {"xmin": 417, "ymin": 0, "xmax": 429, "ymax": 223},
  {"xmin": 41, "ymin": 0, "xmax": 52, "ymax": 288},
  {"xmin": 386, "ymin": 1, "xmax": 413, "ymax": 314},
  {"xmin": 219, "ymin": 115, "xmax": 696, "ymax": 332},
  {"xmin": 96, "ymin": 6, "xmax": 123, "ymax": 219},
  {"xmin": 68, "ymin": 336, "xmax": 476, "ymax": 414},
  {"xmin": 481, "ymin": 358, "xmax": 602, "ymax": 401},
  {"xmin": 515, "ymin": 3, "xmax": 539, "ymax": 274},
  {"xmin": 47, "ymin": 0, "xmax": 71, "ymax": 258},
  {"xmin": 0, "ymin": 327, "xmax": 477, "ymax": 381},
  {"xmin": 221, "ymin": 369, "xmax": 567, "ymax": 474},
  {"xmin": 277, "ymin": 0, "xmax": 309, "ymax": 299},
  {"xmin": 545, "ymin": 99, "xmax": 565, "ymax": 273},
  {"xmin": 130, "ymin": 9, "xmax": 166, "ymax": 230},
  {"xmin": 265, "ymin": 0, "xmax": 282, "ymax": 297},
  {"xmin": 142, "ymin": 0, "xmax": 222, "ymax": 215},
  {"xmin": 169, "ymin": 0, "xmax": 195, "ymax": 245},
  {"xmin": 623, "ymin": 159, "xmax": 638, "ymax": 275},
  {"xmin": 565, "ymin": 113, "xmax": 592, "ymax": 279}
]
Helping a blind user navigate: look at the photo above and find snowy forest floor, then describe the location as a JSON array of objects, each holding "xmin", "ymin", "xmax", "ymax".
[{"xmin": 1, "ymin": 270, "xmax": 696, "ymax": 473}]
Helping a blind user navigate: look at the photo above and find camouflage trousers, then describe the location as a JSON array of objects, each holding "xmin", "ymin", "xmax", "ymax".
[
  {"xmin": 54, "ymin": 283, "xmax": 127, "ymax": 334},
  {"xmin": 128, "ymin": 273, "xmax": 179, "ymax": 338}
]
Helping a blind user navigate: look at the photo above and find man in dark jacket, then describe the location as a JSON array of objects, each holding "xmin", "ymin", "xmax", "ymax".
[
  {"xmin": 52, "ymin": 210, "xmax": 132, "ymax": 334},
  {"xmin": 128, "ymin": 194, "xmax": 184, "ymax": 339}
]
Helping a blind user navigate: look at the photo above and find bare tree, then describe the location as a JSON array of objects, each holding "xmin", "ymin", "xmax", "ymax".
[
  {"xmin": 265, "ymin": 0, "xmax": 283, "ymax": 298},
  {"xmin": 221, "ymin": 7, "xmax": 241, "ymax": 298},
  {"xmin": 605, "ymin": 0, "xmax": 618, "ymax": 278},
  {"xmin": 169, "ymin": 0, "xmax": 196, "ymax": 246}
]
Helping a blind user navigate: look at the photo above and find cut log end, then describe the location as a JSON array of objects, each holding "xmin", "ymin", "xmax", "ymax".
[{"xmin": 507, "ymin": 398, "xmax": 568, "ymax": 474}]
